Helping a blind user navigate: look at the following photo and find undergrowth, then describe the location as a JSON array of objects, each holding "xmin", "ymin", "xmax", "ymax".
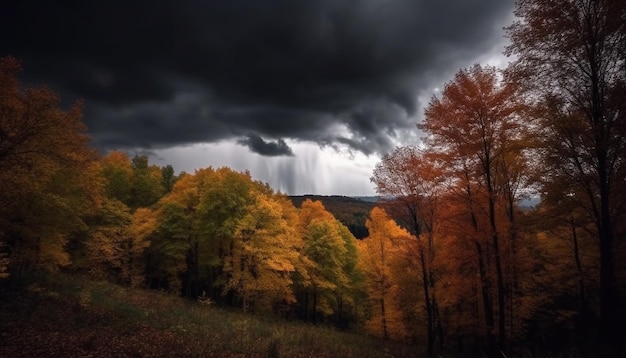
[{"xmin": 0, "ymin": 273, "xmax": 420, "ymax": 357}]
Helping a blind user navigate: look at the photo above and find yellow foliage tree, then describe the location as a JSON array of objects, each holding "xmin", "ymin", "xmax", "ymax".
[
  {"xmin": 295, "ymin": 199, "xmax": 364, "ymax": 325},
  {"xmin": 359, "ymin": 207, "xmax": 414, "ymax": 340},
  {"xmin": 126, "ymin": 207, "xmax": 157, "ymax": 286},
  {"xmin": 223, "ymin": 190, "xmax": 303, "ymax": 311}
]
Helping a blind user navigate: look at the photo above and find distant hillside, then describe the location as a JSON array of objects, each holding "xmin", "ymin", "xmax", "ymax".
[
  {"xmin": 289, "ymin": 195, "xmax": 376, "ymax": 239},
  {"xmin": 352, "ymin": 196, "xmax": 379, "ymax": 203}
]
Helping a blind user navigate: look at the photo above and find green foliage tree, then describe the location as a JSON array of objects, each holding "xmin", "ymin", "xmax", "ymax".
[
  {"xmin": 295, "ymin": 199, "xmax": 364, "ymax": 325},
  {"xmin": 99, "ymin": 152, "xmax": 167, "ymax": 211},
  {"xmin": 130, "ymin": 155, "xmax": 166, "ymax": 210},
  {"xmin": 334, "ymin": 222, "xmax": 367, "ymax": 328},
  {"xmin": 100, "ymin": 151, "xmax": 134, "ymax": 206},
  {"xmin": 196, "ymin": 168, "xmax": 256, "ymax": 301},
  {"xmin": 161, "ymin": 164, "xmax": 177, "ymax": 193},
  {"xmin": 148, "ymin": 167, "xmax": 303, "ymax": 311},
  {"xmin": 149, "ymin": 170, "xmax": 205, "ymax": 295},
  {"xmin": 302, "ymin": 219, "xmax": 348, "ymax": 322}
]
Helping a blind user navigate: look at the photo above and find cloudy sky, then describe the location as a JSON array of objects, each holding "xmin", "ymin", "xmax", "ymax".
[{"xmin": 1, "ymin": 0, "xmax": 516, "ymax": 196}]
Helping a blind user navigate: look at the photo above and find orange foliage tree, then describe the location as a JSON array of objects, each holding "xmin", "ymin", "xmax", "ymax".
[
  {"xmin": 0, "ymin": 57, "xmax": 98, "ymax": 279},
  {"xmin": 371, "ymin": 146, "xmax": 446, "ymax": 352},
  {"xmin": 420, "ymin": 64, "xmax": 533, "ymax": 351}
]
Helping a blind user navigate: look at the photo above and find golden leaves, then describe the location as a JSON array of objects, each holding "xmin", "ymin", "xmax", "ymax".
[{"xmin": 0, "ymin": 57, "xmax": 98, "ymax": 276}]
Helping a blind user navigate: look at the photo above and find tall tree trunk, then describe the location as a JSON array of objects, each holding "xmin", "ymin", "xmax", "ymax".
[
  {"xmin": 381, "ymin": 297, "xmax": 389, "ymax": 340},
  {"xmin": 427, "ymin": 229, "xmax": 443, "ymax": 350},
  {"xmin": 127, "ymin": 239, "xmax": 133, "ymax": 286},
  {"xmin": 408, "ymin": 203, "xmax": 438, "ymax": 353},
  {"xmin": 312, "ymin": 285, "xmax": 318, "ymax": 324},
  {"xmin": 586, "ymin": 3, "xmax": 617, "ymax": 349},
  {"xmin": 433, "ymin": 297, "xmax": 444, "ymax": 350},
  {"xmin": 420, "ymin": 245, "xmax": 435, "ymax": 354},
  {"xmin": 484, "ymin": 149, "xmax": 506, "ymax": 351},
  {"xmin": 492, "ymin": 231, "xmax": 506, "ymax": 351},
  {"xmin": 598, "ymin": 180, "xmax": 616, "ymax": 349},
  {"xmin": 475, "ymin": 241, "xmax": 495, "ymax": 355},
  {"xmin": 467, "ymin": 176, "xmax": 496, "ymax": 355},
  {"xmin": 303, "ymin": 290, "xmax": 309, "ymax": 321},
  {"xmin": 570, "ymin": 218, "xmax": 586, "ymax": 312}
]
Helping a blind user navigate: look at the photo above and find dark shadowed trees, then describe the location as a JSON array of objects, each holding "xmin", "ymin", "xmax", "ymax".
[
  {"xmin": 0, "ymin": 56, "xmax": 97, "ymax": 280},
  {"xmin": 506, "ymin": 0, "xmax": 626, "ymax": 351}
]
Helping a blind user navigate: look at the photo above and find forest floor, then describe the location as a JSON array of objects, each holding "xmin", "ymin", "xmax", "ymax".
[{"xmin": 0, "ymin": 273, "xmax": 421, "ymax": 357}]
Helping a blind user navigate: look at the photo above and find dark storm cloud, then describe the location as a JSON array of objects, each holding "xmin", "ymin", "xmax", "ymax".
[
  {"xmin": 1, "ymin": 0, "xmax": 515, "ymax": 155},
  {"xmin": 237, "ymin": 134, "xmax": 294, "ymax": 156}
]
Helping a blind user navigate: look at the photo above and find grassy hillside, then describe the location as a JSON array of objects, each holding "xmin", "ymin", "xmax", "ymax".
[
  {"xmin": 289, "ymin": 195, "xmax": 375, "ymax": 239},
  {"xmin": 0, "ymin": 274, "xmax": 420, "ymax": 357}
]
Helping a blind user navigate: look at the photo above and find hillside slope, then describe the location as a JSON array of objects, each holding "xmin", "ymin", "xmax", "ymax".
[{"xmin": 0, "ymin": 274, "xmax": 420, "ymax": 357}]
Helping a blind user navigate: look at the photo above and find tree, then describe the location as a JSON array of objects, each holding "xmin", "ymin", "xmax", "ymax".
[
  {"xmin": 506, "ymin": 0, "xmax": 626, "ymax": 350},
  {"xmin": 196, "ymin": 168, "xmax": 257, "ymax": 302},
  {"xmin": 295, "ymin": 199, "xmax": 361, "ymax": 324},
  {"xmin": 100, "ymin": 151, "xmax": 134, "ymax": 206},
  {"xmin": 222, "ymin": 189, "xmax": 302, "ymax": 312},
  {"xmin": 422, "ymin": 64, "xmax": 531, "ymax": 352},
  {"xmin": 83, "ymin": 198, "xmax": 133, "ymax": 281},
  {"xmin": 359, "ymin": 207, "xmax": 414, "ymax": 340},
  {"xmin": 333, "ymin": 222, "xmax": 366, "ymax": 328},
  {"xmin": 147, "ymin": 171, "xmax": 201, "ymax": 293},
  {"xmin": 0, "ymin": 56, "xmax": 97, "ymax": 279},
  {"xmin": 525, "ymin": 195, "xmax": 600, "ymax": 351},
  {"xmin": 130, "ymin": 155, "xmax": 165, "ymax": 210},
  {"xmin": 161, "ymin": 164, "xmax": 177, "ymax": 193},
  {"xmin": 126, "ymin": 207, "xmax": 157, "ymax": 286},
  {"xmin": 371, "ymin": 146, "xmax": 445, "ymax": 352},
  {"xmin": 150, "ymin": 167, "xmax": 267, "ymax": 302},
  {"xmin": 99, "ymin": 152, "xmax": 167, "ymax": 211},
  {"xmin": 302, "ymin": 220, "xmax": 347, "ymax": 322},
  {"xmin": 150, "ymin": 169, "xmax": 216, "ymax": 296}
]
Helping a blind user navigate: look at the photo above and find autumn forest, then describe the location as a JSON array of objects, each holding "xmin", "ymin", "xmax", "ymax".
[{"xmin": 1, "ymin": 1, "xmax": 625, "ymax": 357}]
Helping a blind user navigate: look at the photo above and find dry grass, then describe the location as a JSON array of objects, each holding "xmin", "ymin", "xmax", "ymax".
[{"xmin": 0, "ymin": 274, "xmax": 421, "ymax": 357}]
